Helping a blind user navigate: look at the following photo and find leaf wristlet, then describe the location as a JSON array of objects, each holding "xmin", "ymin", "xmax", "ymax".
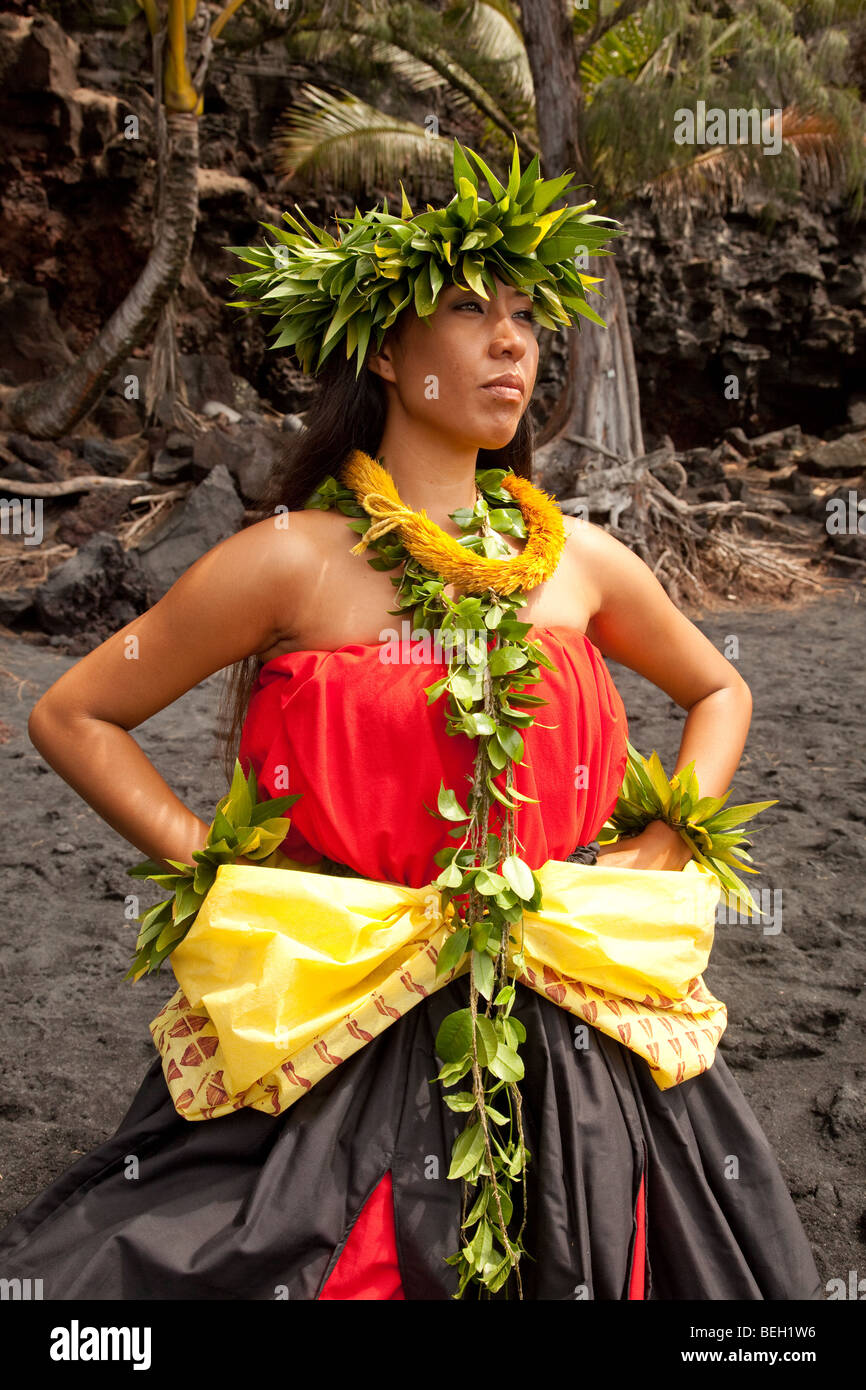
[
  {"xmin": 599, "ymin": 740, "xmax": 777, "ymax": 916},
  {"xmin": 124, "ymin": 762, "xmax": 300, "ymax": 982}
]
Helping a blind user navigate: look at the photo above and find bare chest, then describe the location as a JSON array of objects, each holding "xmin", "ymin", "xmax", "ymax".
[{"xmin": 258, "ymin": 513, "xmax": 593, "ymax": 661}]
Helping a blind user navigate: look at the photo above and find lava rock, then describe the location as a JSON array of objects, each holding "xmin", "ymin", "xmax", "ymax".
[
  {"xmin": 33, "ymin": 531, "xmax": 151, "ymax": 639},
  {"xmin": 136, "ymin": 464, "xmax": 244, "ymax": 599}
]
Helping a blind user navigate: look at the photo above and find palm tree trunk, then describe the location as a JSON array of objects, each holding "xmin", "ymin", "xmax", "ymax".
[
  {"xmin": 519, "ymin": 0, "xmax": 646, "ymax": 476},
  {"xmin": 539, "ymin": 257, "xmax": 645, "ymax": 467},
  {"xmin": 4, "ymin": 111, "xmax": 200, "ymax": 440}
]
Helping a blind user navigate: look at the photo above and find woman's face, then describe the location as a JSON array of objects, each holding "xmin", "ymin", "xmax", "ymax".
[{"xmin": 366, "ymin": 273, "xmax": 539, "ymax": 451}]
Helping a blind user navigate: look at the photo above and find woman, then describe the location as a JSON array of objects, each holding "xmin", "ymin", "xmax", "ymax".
[{"xmin": 0, "ymin": 164, "xmax": 823, "ymax": 1300}]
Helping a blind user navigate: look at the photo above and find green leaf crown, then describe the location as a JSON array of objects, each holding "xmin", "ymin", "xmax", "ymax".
[{"xmin": 223, "ymin": 133, "xmax": 625, "ymax": 379}]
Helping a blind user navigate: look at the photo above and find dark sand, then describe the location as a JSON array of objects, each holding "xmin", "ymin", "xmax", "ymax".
[{"xmin": 0, "ymin": 587, "xmax": 863, "ymax": 1293}]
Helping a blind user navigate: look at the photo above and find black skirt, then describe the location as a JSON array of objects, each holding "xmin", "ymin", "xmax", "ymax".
[{"xmin": 0, "ymin": 972, "xmax": 823, "ymax": 1301}]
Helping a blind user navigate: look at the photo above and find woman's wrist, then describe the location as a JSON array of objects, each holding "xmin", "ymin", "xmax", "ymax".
[
  {"xmin": 155, "ymin": 817, "xmax": 210, "ymax": 873},
  {"xmin": 639, "ymin": 818, "xmax": 694, "ymax": 869}
]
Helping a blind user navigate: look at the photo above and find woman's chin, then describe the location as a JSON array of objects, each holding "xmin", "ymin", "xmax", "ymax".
[
  {"xmin": 478, "ymin": 431, "xmax": 520, "ymax": 452},
  {"xmin": 469, "ymin": 416, "xmax": 521, "ymax": 452}
]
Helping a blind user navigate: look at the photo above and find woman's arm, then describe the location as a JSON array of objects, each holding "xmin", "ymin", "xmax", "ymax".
[
  {"xmin": 27, "ymin": 515, "xmax": 302, "ymax": 872},
  {"xmin": 576, "ymin": 522, "xmax": 753, "ymax": 871}
]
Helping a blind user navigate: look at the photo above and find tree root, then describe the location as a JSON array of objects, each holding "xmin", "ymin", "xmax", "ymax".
[{"xmin": 553, "ymin": 444, "xmax": 840, "ymax": 604}]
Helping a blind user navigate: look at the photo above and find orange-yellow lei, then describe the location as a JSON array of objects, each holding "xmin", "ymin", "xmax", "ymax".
[{"xmin": 340, "ymin": 449, "xmax": 566, "ymax": 595}]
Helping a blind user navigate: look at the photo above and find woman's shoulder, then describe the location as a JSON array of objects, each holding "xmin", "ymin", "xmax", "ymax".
[
  {"xmin": 240, "ymin": 506, "xmax": 349, "ymax": 575},
  {"xmin": 564, "ymin": 516, "xmax": 648, "ymax": 580},
  {"xmin": 560, "ymin": 516, "xmax": 642, "ymax": 607}
]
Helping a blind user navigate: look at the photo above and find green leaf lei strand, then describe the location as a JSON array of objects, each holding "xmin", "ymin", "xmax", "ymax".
[{"xmin": 304, "ymin": 463, "xmax": 562, "ymax": 1300}]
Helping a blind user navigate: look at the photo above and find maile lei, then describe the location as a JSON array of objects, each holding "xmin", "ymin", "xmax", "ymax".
[{"xmin": 304, "ymin": 448, "xmax": 566, "ymax": 1300}]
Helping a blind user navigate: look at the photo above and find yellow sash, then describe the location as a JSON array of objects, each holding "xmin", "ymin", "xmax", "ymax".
[{"xmin": 150, "ymin": 853, "xmax": 727, "ymax": 1121}]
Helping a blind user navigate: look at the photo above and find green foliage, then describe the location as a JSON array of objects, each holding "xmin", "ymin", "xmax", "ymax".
[
  {"xmin": 578, "ymin": 0, "xmax": 866, "ymax": 217},
  {"xmin": 124, "ymin": 762, "xmax": 301, "ymax": 982},
  {"xmin": 276, "ymin": 0, "xmax": 866, "ymax": 238},
  {"xmin": 601, "ymin": 739, "xmax": 777, "ymax": 915},
  {"xmin": 224, "ymin": 134, "xmax": 623, "ymax": 379}
]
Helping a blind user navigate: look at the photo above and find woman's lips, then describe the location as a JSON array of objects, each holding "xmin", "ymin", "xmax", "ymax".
[{"xmin": 481, "ymin": 384, "xmax": 523, "ymax": 400}]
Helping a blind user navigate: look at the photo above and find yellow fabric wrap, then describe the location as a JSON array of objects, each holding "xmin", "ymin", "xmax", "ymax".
[{"xmin": 149, "ymin": 854, "xmax": 727, "ymax": 1122}]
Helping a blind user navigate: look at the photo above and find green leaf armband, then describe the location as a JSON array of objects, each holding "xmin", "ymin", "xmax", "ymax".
[
  {"xmin": 124, "ymin": 760, "xmax": 301, "ymax": 983},
  {"xmin": 600, "ymin": 740, "xmax": 777, "ymax": 916}
]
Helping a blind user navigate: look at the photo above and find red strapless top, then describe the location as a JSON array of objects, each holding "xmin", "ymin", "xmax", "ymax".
[{"xmin": 237, "ymin": 625, "xmax": 628, "ymax": 890}]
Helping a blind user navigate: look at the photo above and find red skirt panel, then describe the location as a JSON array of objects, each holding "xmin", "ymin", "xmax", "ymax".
[{"xmin": 318, "ymin": 1169, "xmax": 404, "ymax": 1300}]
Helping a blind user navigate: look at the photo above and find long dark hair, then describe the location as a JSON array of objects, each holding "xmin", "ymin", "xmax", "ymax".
[{"xmin": 215, "ymin": 331, "xmax": 537, "ymax": 787}]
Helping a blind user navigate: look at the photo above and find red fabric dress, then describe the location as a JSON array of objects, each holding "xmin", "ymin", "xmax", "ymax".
[
  {"xmin": 238, "ymin": 624, "xmax": 638, "ymax": 1299},
  {"xmin": 238, "ymin": 624, "xmax": 628, "ymax": 890}
]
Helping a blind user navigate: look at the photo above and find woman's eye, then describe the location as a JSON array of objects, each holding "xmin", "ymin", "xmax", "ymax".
[{"xmin": 456, "ymin": 301, "xmax": 535, "ymax": 321}]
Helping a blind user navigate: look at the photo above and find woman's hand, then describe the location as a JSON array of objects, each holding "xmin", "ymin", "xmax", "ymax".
[{"xmin": 595, "ymin": 819, "xmax": 694, "ymax": 872}]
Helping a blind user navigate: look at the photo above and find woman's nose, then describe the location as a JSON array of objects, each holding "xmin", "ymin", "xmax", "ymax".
[{"xmin": 490, "ymin": 313, "xmax": 526, "ymax": 356}]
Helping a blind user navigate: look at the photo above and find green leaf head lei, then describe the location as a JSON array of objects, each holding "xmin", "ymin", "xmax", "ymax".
[{"xmin": 222, "ymin": 133, "xmax": 626, "ymax": 379}]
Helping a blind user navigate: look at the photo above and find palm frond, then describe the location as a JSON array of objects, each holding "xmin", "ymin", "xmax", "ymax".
[
  {"xmin": 444, "ymin": 0, "xmax": 535, "ymax": 106},
  {"xmin": 289, "ymin": 2, "xmax": 533, "ymax": 147},
  {"xmin": 641, "ymin": 103, "xmax": 861, "ymax": 217},
  {"xmin": 285, "ymin": 25, "xmax": 449, "ymax": 96},
  {"xmin": 579, "ymin": 9, "xmax": 672, "ymax": 96},
  {"xmin": 272, "ymin": 85, "xmax": 454, "ymax": 195}
]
